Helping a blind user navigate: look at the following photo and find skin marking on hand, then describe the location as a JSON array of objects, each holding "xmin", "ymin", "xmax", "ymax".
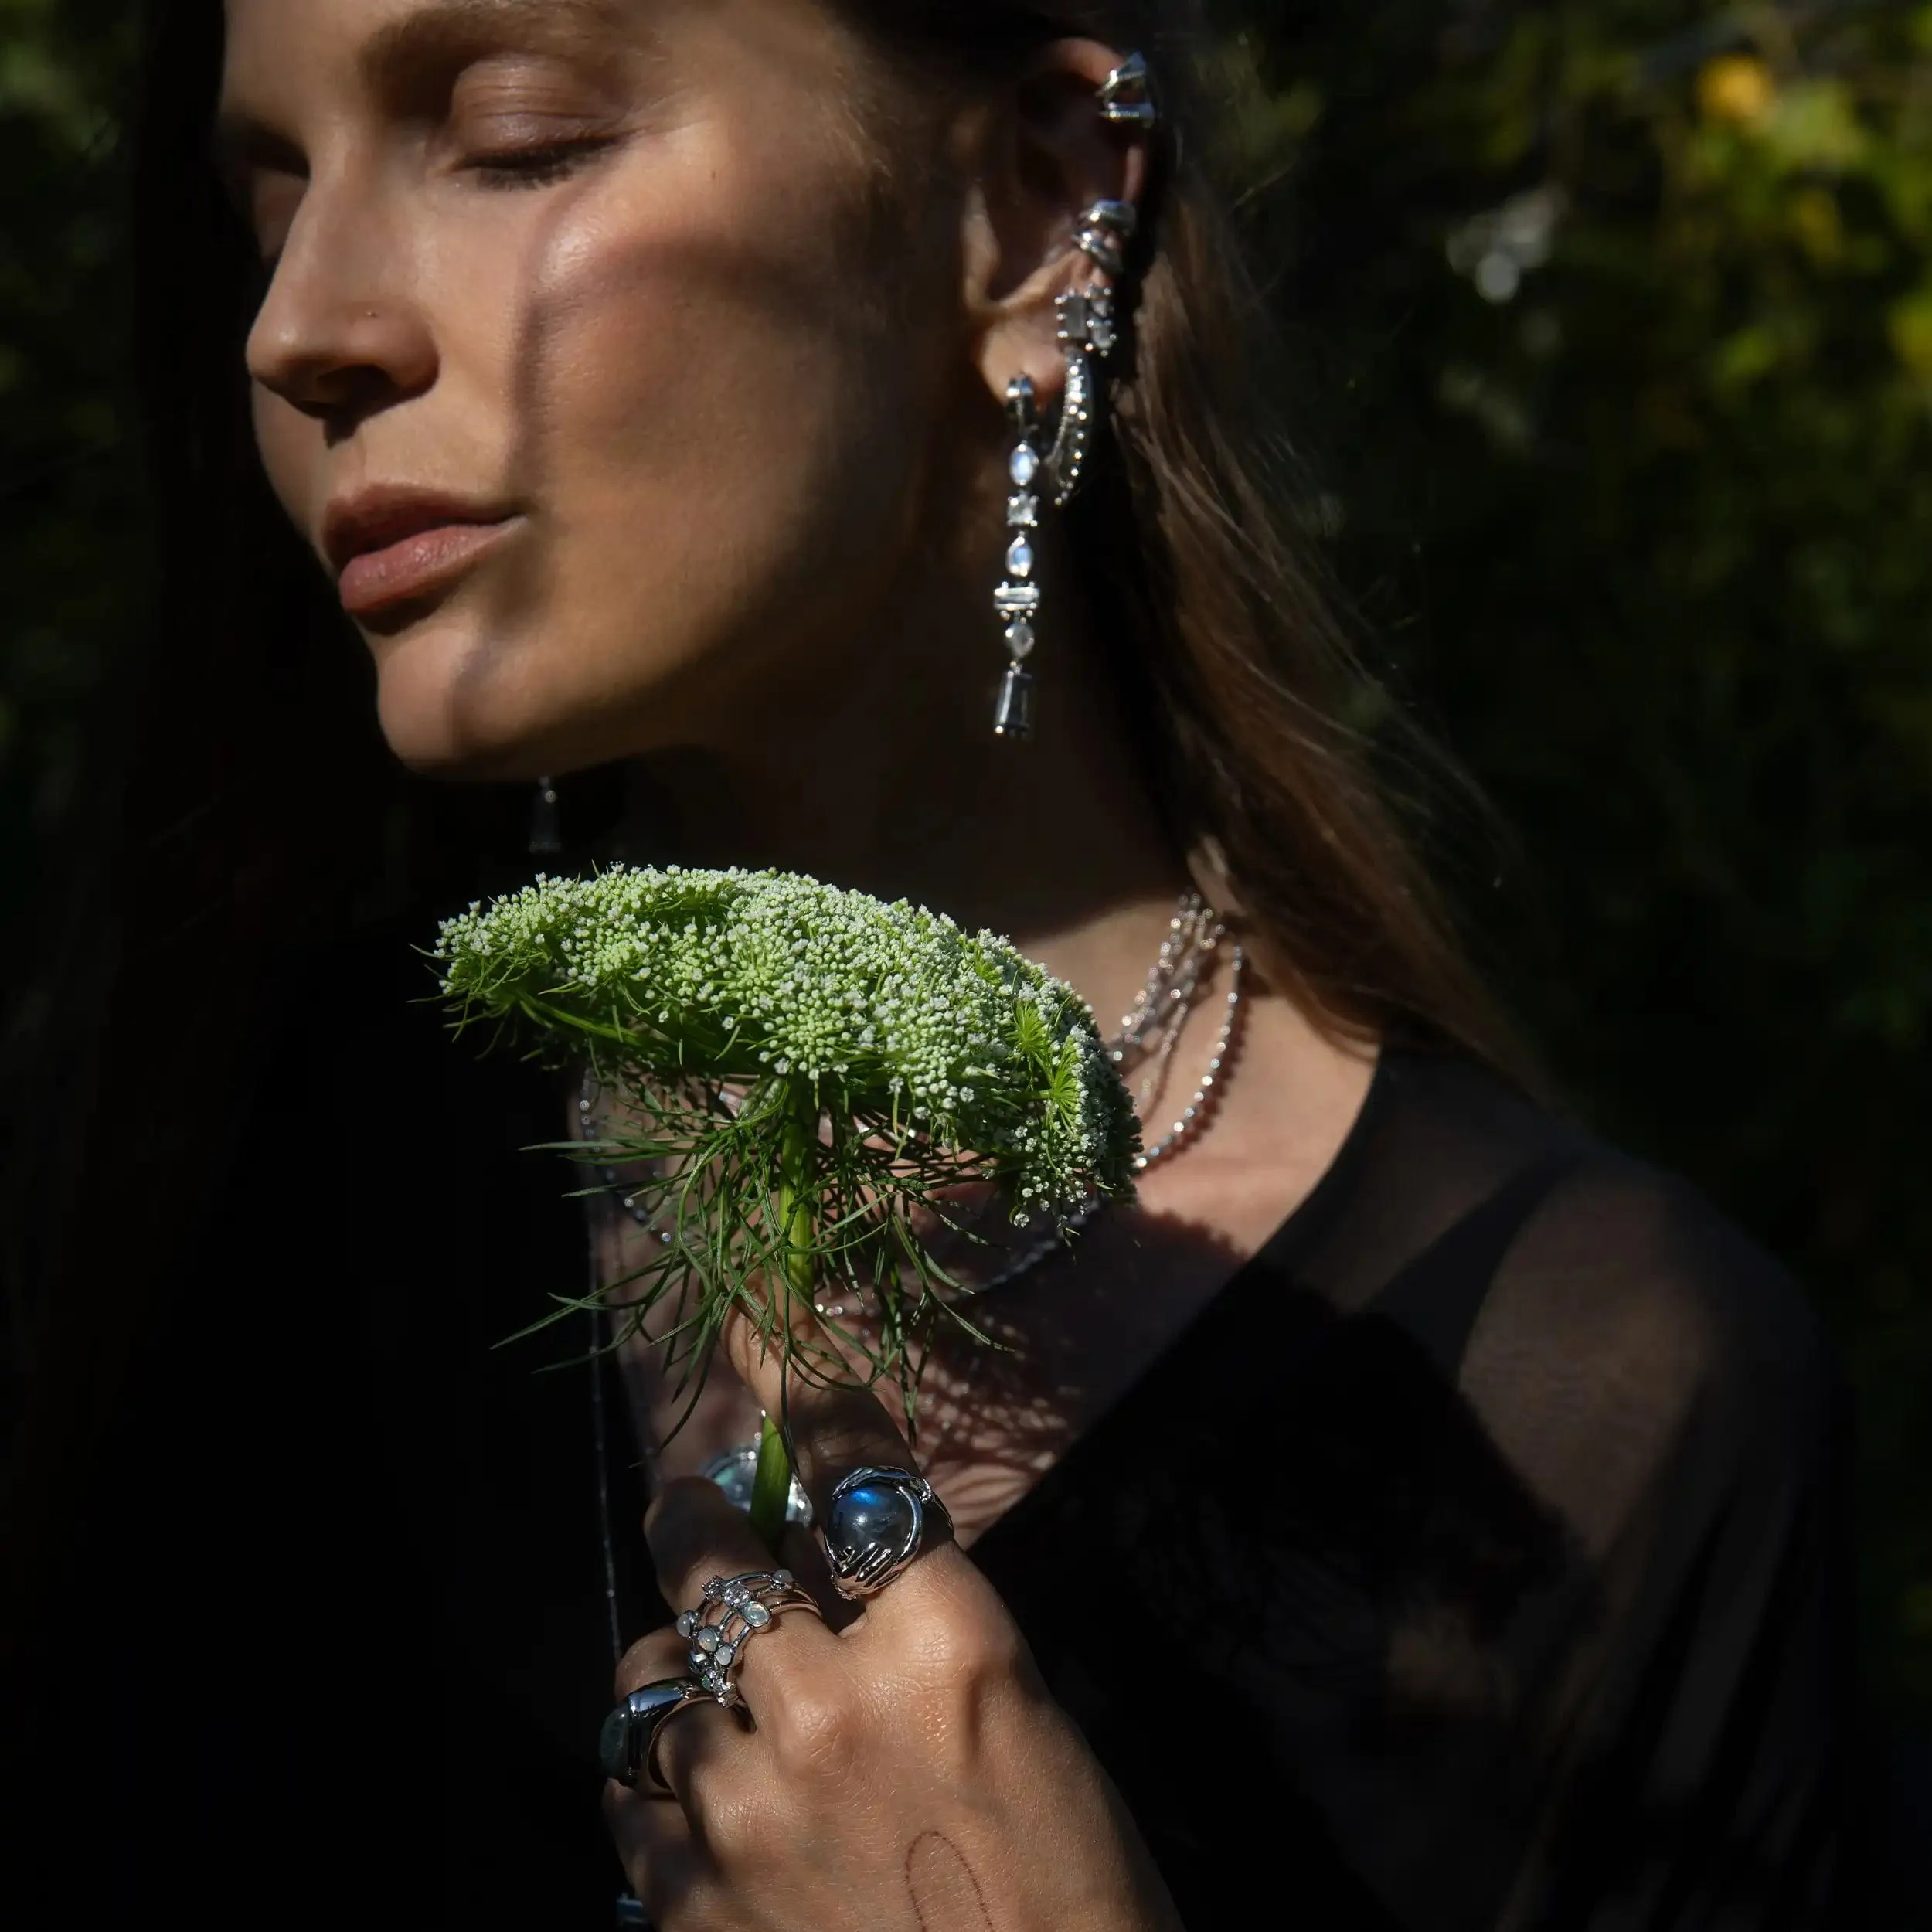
[{"xmin": 905, "ymin": 1830, "xmax": 998, "ymax": 1932}]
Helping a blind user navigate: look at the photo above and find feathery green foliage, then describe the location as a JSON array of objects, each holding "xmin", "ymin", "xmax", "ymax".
[{"xmin": 435, "ymin": 866, "xmax": 1140, "ymax": 1468}]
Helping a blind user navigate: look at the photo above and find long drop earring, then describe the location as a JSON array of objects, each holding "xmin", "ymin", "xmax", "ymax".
[
  {"xmin": 986, "ymin": 53, "xmax": 1155, "ymax": 741},
  {"xmin": 992, "ymin": 376, "xmax": 1044, "ymax": 739},
  {"xmin": 987, "ymin": 202, "xmax": 1136, "ymax": 742}
]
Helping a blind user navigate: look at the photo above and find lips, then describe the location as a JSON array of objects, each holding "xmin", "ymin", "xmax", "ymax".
[{"xmin": 323, "ymin": 488, "xmax": 520, "ymax": 619}]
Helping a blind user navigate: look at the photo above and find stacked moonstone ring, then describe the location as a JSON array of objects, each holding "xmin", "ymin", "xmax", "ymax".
[
  {"xmin": 822, "ymin": 1466, "xmax": 952, "ymax": 1599},
  {"xmin": 677, "ymin": 1570, "xmax": 821, "ymax": 1709}
]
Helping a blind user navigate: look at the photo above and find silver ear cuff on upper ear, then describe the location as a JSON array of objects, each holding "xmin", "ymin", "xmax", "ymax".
[
  {"xmin": 1098, "ymin": 51, "xmax": 1158, "ymax": 129},
  {"xmin": 989, "ymin": 60, "xmax": 1157, "ymax": 740}
]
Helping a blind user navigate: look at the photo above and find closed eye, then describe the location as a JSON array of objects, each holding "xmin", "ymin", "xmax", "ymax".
[{"xmin": 464, "ymin": 133, "xmax": 621, "ymax": 188}]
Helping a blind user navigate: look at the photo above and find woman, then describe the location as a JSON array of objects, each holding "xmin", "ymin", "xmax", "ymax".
[{"xmin": 15, "ymin": 0, "xmax": 1845, "ymax": 1926}]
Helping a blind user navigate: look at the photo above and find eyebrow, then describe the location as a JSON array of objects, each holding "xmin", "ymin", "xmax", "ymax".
[
  {"xmin": 359, "ymin": 0, "xmax": 640, "ymax": 100},
  {"xmin": 213, "ymin": 0, "xmax": 643, "ymax": 182}
]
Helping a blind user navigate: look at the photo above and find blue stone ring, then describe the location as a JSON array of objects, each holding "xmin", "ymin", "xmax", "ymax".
[{"xmin": 822, "ymin": 1465, "xmax": 953, "ymax": 1599}]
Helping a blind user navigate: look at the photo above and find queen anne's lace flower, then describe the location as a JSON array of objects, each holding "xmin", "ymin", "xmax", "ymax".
[{"xmin": 435, "ymin": 865, "xmax": 1140, "ymax": 1213}]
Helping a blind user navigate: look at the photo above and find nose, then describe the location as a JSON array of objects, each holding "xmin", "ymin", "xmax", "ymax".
[{"xmin": 246, "ymin": 188, "xmax": 437, "ymax": 428}]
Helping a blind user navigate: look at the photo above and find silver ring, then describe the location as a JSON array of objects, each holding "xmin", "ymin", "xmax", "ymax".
[
  {"xmin": 598, "ymin": 1678, "xmax": 706, "ymax": 1790},
  {"xmin": 821, "ymin": 1466, "xmax": 952, "ymax": 1599},
  {"xmin": 676, "ymin": 1569, "xmax": 821, "ymax": 1709},
  {"xmin": 699, "ymin": 1442, "xmax": 813, "ymax": 1526}
]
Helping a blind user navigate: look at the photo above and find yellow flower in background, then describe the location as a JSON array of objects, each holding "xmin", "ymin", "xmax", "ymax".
[
  {"xmin": 1699, "ymin": 53, "xmax": 1775, "ymax": 124},
  {"xmin": 1888, "ymin": 291, "xmax": 1932, "ymax": 382}
]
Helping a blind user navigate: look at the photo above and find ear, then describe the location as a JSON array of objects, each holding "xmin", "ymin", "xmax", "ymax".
[{"xmin": 961, "ymin": 40, "xmax": 1152, "ymax": 407}]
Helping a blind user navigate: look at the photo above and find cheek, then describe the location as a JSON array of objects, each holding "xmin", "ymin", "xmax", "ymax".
[
  {"xmin": 395, "ymin": 146, "xmax": 926, "ymax": 769},
  {"xmin": 546, "ymin": 214, "xmax": 907, "ymax": 621}
]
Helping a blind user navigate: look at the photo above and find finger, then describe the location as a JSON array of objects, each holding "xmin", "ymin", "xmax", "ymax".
[
  {"xmin": 616, "ymin": 1627, "xmax": 688, "ymax": 1700},
  {"xmin": 646, "ymin": 1475, "xmax": 837, "ymax": 1699},
  {"xmin": 722, "ymin": 1311, "xmax": 975, "ymax": 1632},
  {"xmin": 604, "ymin": 1777, "xmax": 707, "ymax": 1922},
  {"xmin": 647, "ymin": 1472, "xmax": 801, "ymax": 1616},
  {"xmin": 721, "ymin": 1308, "xmax": 924, "ymax": 1522},
  {"xmin": 647, "ymin": 1685, "xmax": 751, "ymax": 1816}
]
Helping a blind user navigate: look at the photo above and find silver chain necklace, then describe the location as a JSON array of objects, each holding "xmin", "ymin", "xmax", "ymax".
[
  {"xmin": 939, "ymin": 915, "xmax": 1243, "ymax": 1304},
  {"xmin": 822, "ymin": 893, "xmax": 1243, "ymax": 1311}
]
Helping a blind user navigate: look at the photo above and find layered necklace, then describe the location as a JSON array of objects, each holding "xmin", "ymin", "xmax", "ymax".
[{"xmin": 906, "ymin": 893, "xmax": 1243, "ymax": 1305}]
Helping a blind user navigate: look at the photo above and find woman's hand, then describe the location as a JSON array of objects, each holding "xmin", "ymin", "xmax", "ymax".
[{"xmin": 604, "ymin": 1324, "xmax": 1185, "ymax": 1932}]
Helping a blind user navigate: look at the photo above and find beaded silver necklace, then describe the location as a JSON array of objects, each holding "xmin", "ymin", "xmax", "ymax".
[{"xmin": 936, "ymin": 905, "xmax": 1243, "ymax": 1302}]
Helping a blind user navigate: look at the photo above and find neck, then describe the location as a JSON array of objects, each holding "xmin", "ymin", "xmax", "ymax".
[{"xmin": 621, "ymin": 539, "xmax": 1193, "ymax": 1027}]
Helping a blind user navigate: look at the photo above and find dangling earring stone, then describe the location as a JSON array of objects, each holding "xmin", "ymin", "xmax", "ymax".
[
  {"xmin": 993, "ymin": 376, "xmax": 1043, "ymax": 740},
  {"xmin": 529, "ymin": 775, "xmax": 563, "ymax": 857}
]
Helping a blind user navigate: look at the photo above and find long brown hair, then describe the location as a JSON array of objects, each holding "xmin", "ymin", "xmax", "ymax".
[{"xmin": 843, "ymin": 0, "xmax": 1519, "ymax": 1070}]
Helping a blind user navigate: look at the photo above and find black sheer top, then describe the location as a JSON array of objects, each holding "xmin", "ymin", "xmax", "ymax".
[
  {"xmin": 26, "ymin": 933, "xmax": 1850, "ymax": 1929},
  {"xmin": 975, "ymin": 1048, "xmax": 1849, "ymax": 1930}
]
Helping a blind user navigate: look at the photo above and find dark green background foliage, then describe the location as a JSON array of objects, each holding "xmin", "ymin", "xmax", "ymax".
[{"xmin": 2, "ymin": 0, "xmax": 1925, "ymax": 1749}]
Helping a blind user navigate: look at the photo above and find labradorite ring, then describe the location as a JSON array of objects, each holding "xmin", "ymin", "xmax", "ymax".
[
  {"xmin": 599, "ymin": 1679, "xmax": 706, "ymax": 1791},
  {"xmin": 821, "ymin": 1465, "xmax": 952, "ymax": 1599}
]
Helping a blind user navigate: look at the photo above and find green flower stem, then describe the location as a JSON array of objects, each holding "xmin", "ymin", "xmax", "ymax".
[
  {"xmin": 748, "ymin": 1412, "xmax": 791, "ymax": 1555},
  {"xmin": 748, "ymin": 1077, "xmax": 816, "ymax": 1550}
]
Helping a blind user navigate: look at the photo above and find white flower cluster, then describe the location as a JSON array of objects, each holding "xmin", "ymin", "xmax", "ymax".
[{"xmin": 435, "ymin": 866, "xmax": 1139, "ymax": 1212}]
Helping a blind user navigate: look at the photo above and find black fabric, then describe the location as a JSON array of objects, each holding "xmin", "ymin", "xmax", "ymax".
[
  {"xmin": 10, "ymin": 927, "xmax": 1852, "ymax": 1929},
  {"xmin": 974, "ymin": 1050, "xmax": 1852, "ymax": 1931}
]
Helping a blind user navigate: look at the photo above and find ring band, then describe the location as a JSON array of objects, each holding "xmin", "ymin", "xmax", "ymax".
[
  {"xmin": 598, "ymin": 1678, "xmax": 706, "ymax": 1790},
  {"xmin": 821, "ymin": 1465, "xmax": 951, "ymax": 1599},
  {"xmin": 676, "ymin": 1569, "xmax": 821, "ymax": 1709}
]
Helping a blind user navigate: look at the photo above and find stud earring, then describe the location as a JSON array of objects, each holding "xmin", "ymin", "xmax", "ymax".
[{"xmin": 992, "ymin": 376, "xmax": 1044, "ymax": 740}]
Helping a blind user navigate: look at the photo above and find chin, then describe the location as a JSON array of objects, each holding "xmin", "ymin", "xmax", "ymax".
[
  {"xmin": 369, "ymin": 616, "xmax": 563, "ymax": 781},
  {"xmin": 368, "ymin": 607, "xmax": 708, "ymax": 781}
]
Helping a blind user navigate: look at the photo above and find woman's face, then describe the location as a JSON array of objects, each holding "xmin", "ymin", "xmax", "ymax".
[{"xmin": 222, "ymin": 0, "xmax": 965, "ymax": 777}]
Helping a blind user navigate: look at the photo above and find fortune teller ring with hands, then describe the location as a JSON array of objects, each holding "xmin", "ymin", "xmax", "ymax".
[{"xmin": 600, "ymin": 1317, "xmax": 1183, "ymax": 1932}]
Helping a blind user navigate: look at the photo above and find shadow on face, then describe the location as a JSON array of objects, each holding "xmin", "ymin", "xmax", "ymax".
[{"xmin": 223, "ymin": 0, "xmax": 965, "ymax": 779}]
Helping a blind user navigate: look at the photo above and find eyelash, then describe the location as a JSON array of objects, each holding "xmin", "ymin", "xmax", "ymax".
[{"xmin": 466, "ymin": 137, "xmax": 617, "ymax": 189}]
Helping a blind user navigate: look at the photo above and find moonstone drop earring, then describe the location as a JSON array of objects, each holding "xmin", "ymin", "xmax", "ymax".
[
  {"xmin": 987, "ymin": 55, "xmax": 1156, "ymax": 740},
  {"xmin": 992, "ymin": 375, "xmax": 1044, "ymax": 740}
]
